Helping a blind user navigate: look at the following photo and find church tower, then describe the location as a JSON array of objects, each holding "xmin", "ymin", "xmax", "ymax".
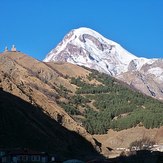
[
  {"xmin": 4, "ymin": 46, "xmax": 8, "ymax": 52},
  {"xmin": 11, "ymin": 45, "xmax": 16, "ymax": 52}
]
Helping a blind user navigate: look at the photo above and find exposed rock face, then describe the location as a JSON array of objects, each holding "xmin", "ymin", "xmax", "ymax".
[
  {"xmin": 118, "ymin": 59, "xmax": 163, "ymax": 99},
  {"xmin": 44, "ymin": 27, "xmax": 163, "ymax": 100},
  {"xmin": 119, "ymin": 59, "xmax": 163, "ymax": 100}
]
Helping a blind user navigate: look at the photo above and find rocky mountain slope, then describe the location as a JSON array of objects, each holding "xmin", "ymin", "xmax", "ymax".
[{"xmin": 44, "ymin": 27, "xmax": 163, "ymax": 100}]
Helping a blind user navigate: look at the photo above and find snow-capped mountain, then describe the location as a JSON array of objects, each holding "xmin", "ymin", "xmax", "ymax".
[
  {"xmin": 44, "ymin": 27, "xmax": 163, "ymax": 100},
  {"xmin": 44, "ymin": 27, "xmax": 139, "ymax": 76}
]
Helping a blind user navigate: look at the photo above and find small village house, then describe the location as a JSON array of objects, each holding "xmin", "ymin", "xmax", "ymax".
[{"xmin": 1, "ymin": 148, "xmax": 49, "ymax": 163}]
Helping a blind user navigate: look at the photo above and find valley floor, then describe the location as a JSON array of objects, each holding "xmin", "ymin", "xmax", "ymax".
[{"xmin": 93, "ymin": 126, "xmax": 163, "ymax": 157}]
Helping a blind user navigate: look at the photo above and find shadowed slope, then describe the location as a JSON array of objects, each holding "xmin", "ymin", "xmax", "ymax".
[
  {"xmin": 0, "ymin": 88, "xmax": 100, "ymax": 160},
  {"xmin": 0, "ymin": 51, "xmax": 99, "ymax": 151}
]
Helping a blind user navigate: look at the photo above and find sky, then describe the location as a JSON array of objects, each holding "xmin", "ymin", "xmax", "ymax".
[{"xmin": 0, "ymin": 0, "xmax": 163, "ymax": 60}]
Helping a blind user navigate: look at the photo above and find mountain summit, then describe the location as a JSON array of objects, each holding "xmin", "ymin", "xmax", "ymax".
[
  {"xmin": 44, "ymin": 27, "xmax": 138, "ymax": 76},
  {"xmin": 44, "ymin": 27, "xmax": 163, "ymax": 100}
]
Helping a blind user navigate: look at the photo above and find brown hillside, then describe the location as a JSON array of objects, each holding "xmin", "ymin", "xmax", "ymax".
[
  {"xmin": 94, "ymin": 126, "xmax": 163, "ymax": 157},
  {"xmin": 0, "ymin": 51, "xmax": 99, "ymax": 152}
]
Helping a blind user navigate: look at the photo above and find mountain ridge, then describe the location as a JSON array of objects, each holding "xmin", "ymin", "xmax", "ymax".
[
  {"xmin": 44, "ymin": 27, "xmax": 138, "ymax": 76},
  {"xmin": 44, "ymin": 27, "xmax": 163, "ymax": 100}
]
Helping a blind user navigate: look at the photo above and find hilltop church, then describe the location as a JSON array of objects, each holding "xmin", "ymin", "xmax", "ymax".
[{"xmin": 4, "ymin": 45, "xmax": 17, "ymax": 52}]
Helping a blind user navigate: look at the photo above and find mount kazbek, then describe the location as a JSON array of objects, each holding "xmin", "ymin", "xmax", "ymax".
[{"xmin": 44, "ymin": 27, "xmax": 163, "ymax": 100}]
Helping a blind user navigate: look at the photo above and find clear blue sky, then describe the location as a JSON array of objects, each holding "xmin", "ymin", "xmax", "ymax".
[{"xmin": 0, "ymin": 0, "xmax": 163, "ymax": 60}]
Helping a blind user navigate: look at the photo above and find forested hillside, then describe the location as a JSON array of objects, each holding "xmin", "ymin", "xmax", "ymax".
[{"xmin": 57, "ymin": 69, "xmax": 163, "ymax": 134}]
